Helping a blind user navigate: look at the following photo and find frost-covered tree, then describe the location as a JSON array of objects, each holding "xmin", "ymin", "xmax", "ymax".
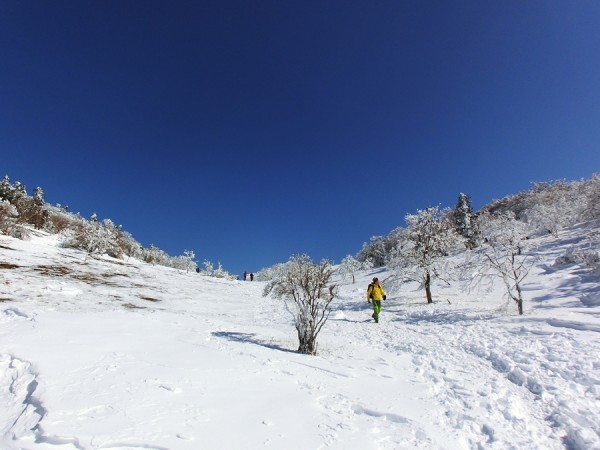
[
  {"xmin": 0, "ymin": 176, "xmax": 12, "ymax": 202},
  {"xmin": 141, "ymin": 244, "xmax": 168, "ymax": 265},
  {"xmin": 213, "ymin": 261, "xmax": 229, "ymax": 278},
  {"xmin": 453, "ymin": 192, "xmax": 477, "ymax": 248},
  {"xmin": 357, "ymin": 236, "xmax": 387, "ymax": 267},
  {"xmin": 200, "ymin": 260, "xmax": 235, "ymax": 279},
  {"xmin": 203, "ymin": 260, "xmax": 215, "ymax": 275},
  {"xmin": 63, "ymin": 216, "xmax": 117, "ymax": 256},
  {"xmin": 12, "ymin": 181, "xmax": 26, "ymax": 200},
  {"xmin": 338, "ymin": 255, "xmax": 364, "ymax": 284},
  {"xmin": 14, "ymin": 186, "xmax": 48, "ymax": 229},
  {"xmin": 263, "ymin": 254, "xmax": 337, "ymax": 355},
  {"xmin": 181, "ymin": 250, "xmax": 196, "ymax": 271},
  {"xmin": 388, "ymin": 206, "xmax": 461, "ymax": 304},
  {"xmin": 582, "ymin": 173, "xmax": 600, "ymax": 222},
  {"xmin": 0, "ymin": 200, "xmax": 19, "ymax": 236},
  {"xmin": 475, "ymin": 212, "xmax": 533, "ymax": 315},
  {"xmin": 255, "ymin": 263, "xmax": 288, "ymax": 281},
  {"xmin": 521, "ymin": 181, "xmax": 583, "ymax": 237},
  {"xmin": 114, "ymin": 230, "xmax": 142, "ymax": 260},
  {"xmin": 33, "ymin": 187, "xmax": 44, "ymax": 206}
]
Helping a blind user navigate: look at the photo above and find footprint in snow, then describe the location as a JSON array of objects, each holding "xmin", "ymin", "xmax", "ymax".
[{"xmin": 144, "ymin": 378, "xmax": 182, "ymax": 393}]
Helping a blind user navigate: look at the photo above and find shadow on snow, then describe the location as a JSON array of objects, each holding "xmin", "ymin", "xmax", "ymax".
[{"xmin": 211, "ymin": 331, "xmax": 297, "ymax": 354}]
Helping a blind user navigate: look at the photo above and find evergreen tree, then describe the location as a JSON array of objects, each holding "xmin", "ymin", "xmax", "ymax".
[
  {"xmin": 0, "ymin": 176, "xmax": 12, "ymax": 202},
  {"xmin": 33, "ymin": 187, "xmax": 45, "ymax": 206},
  {"xmin": 453, "ymin": 192, "xmax": 477, "ymax": 248}
]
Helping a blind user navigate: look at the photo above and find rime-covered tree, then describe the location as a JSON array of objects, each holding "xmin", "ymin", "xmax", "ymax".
[
  {"xmin": 0, "ymin": 176, "xmax": 12, "ymax": 202},
  {"xmin": 33, "ymin": 186, "xmax": 45, "ymax": 206},
  {"xmin": 12, "ymin": 181, "xmax": 26, "ymax": 199},
  {"xmin": 0, "ymin": 200, "xmax": 18, "ymax": 235},
  {"xmin": 583, "ymin": 173, "xmax": 600, "ymax": 221},
  {"xmin": 338, "ymin": 255, "xmax": 365, "ymax": 284},
  {"xmin": 263, "ymin": 254, "xmax": 337, "ymax": 355},
  {"xmin": 357, "ymin": 236, "xmax": 387, "ymax": 267},
  {"xmin": 388, "ymin": 206, "xmax": 461, "ymax": 304},
  {"xmin": 255, "ymin": 262, "xmax": 287, "ymax": 281},
  {"xmin": 521, "ymin": 181, "xmax": 584, "ymax": 237},
  {"xmin": 453, "ymin": 192, "xmax": 477, "ymax": 248},
  {"xmin": 142, "ymin": 244, "xmax": 168, "ymax": 264},
  {"xmin": 73, "ymin": 216, "xmax": 115, "ymax": 256},
  {"xmin": 474, "ymin": 212, "xmax": 533, "ymax": 315},
  {"xmin": 17, "ymin": 186, "xmax": 48, "ymax": 229}
]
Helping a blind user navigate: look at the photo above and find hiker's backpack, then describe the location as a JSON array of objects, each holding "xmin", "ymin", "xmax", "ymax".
[{"xmin": 368, "ymin": 283, "xmax": 375, "ymax": 300}]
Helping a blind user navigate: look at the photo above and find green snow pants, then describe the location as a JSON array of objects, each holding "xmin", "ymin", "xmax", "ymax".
[{"xmin": 371, "ymin": 300, "xmax": 381, "ymax": 322}]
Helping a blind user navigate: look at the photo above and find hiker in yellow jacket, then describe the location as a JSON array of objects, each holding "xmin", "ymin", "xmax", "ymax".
[{"xmin": 366, "ymin": 277, "xmax": 386, "ymax": 323}]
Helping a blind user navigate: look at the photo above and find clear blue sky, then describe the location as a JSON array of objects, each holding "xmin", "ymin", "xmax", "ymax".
[{"xmin": 1, "ymin": 1, "xmax": 599, "ymax": 277}]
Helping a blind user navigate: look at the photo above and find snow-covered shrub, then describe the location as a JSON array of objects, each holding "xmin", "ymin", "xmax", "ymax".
[
  {"xmin": 200, "ymin": 260, "xmax": 235, "ymax": 279},
  {"xmin": 46, "ymin": 208, "xmax": 79, "ymax": 233},
  {"xmin": 557, "ymin": 248, "xmax": 600, "ymax": 276},
  {"xmin": 263, "ymin": 254, "xmax": 337, "ymax": 355},
  {"xmin": 202, "ymin": 260, "xmax": 215, "ymax": 275},
  {"xmin": 555, "ymin": 232, "xmax": 600, "ymax": 276},
  {"xmin": 141, "ymin": 244, "xmax": 170, "ymax": 265},
  {"xmin": 61, "ymin": 216, "xmax": 117, "ymax": 256},
  {"xmin": 113, "ymin": 230, "xmax": 142, "ymax": 259},
  {"xmin": 165, "ymin": 250, "xmax": 197, "ymax": 272}
]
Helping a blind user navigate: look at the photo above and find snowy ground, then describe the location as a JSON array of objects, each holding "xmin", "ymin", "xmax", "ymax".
[{"xmin": 1, "ymin": 228, "xmax": 599, "ymax": 450}]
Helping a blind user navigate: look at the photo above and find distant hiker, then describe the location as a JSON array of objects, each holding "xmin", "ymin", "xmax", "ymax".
[
  {"xmin": 196, "ymin": 267, "xmax": 200, "ymax": 273},
  {"xmin": 243, "ymin": 271, "xmax": 247, "ymax": 281},
  {"xmin": 250, "ymin": 272, "xmax": 254, "ymax": 281},
  {"xmin": 366, "ymin": 277, "xmax": 386, "ymax": 323}
]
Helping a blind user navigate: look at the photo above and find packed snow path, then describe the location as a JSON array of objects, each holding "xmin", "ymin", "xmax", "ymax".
[{"xmin": 1, "ymin": 231, "xmax": 599, "ymax": 449}]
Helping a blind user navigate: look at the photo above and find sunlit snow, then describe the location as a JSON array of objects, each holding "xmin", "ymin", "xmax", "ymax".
[{"xmin": 1, "ymin": 227, "xmax": 599, "ymax": 449}]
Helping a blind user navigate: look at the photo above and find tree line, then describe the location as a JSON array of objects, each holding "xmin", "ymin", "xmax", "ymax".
[
  {"xmin": 0, "ymin": 175, "xmax": 197, "ymax": 272},
  {"xmin": 3, "ymin": 173, "xmax": 599, "ymax": 355},
  {"xmin": 261, "ymin": 175, "xmax": 600, "ymax": 354}
]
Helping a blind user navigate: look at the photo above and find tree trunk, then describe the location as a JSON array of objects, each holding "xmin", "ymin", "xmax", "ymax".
[
  {"xmin": 425, "ymin": 272, "xmax": 433, "ymax": 304},
  {"xmin": 516, "ymin": 284, "xmax": 524, "ymax": 315},
  {"xmin": 297, "ymin": 327, "xmax": 316, "ymax": 355},
  {"xmin": 513, "ymin": 269, "xmax": 524, "ymax": 315}
]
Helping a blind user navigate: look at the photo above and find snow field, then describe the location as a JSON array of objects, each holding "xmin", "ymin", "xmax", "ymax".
[{"xmin": 1, "ymin": 228, "xmax": 600, "ymax": 449}]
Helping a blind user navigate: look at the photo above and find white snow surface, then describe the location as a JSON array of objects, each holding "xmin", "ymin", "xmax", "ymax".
[{"xmin": 1, "ymin": 228, "xmax": 599, "ymax": 450}]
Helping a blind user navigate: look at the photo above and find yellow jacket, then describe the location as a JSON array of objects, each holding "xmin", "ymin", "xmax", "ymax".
[{"xmin": 367, "ymin": 282, "xmax": 385, "ymax": 301}]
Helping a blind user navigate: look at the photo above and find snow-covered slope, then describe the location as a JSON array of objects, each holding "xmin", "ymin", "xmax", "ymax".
[{"xmin": 1, "ymin": 228, "xmax": 599, "ymax": 450}]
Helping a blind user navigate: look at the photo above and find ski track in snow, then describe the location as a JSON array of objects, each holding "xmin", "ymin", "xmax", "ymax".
[{"xmin": 1, "ymin": 230, "xmax": 600, "ymax": 449}]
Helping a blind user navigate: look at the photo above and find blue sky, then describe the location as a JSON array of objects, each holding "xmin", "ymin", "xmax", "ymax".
[{"xmin": 1, "ymin": 1, "xmax": 599, "ymax": 277}]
